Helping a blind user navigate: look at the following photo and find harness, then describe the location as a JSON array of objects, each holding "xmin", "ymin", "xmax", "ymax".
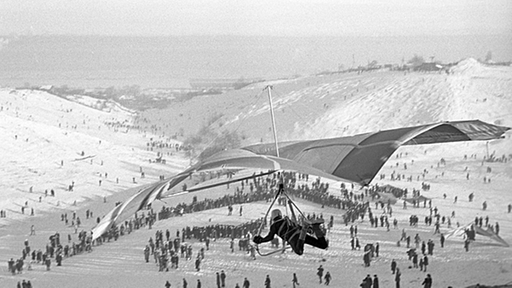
[{"xmin": 255, "ymin": 182, "xmax": 306, "ymax": 256}]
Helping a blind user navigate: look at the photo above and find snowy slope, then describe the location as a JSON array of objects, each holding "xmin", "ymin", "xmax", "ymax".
[
  {"xmin": 0, "ymin": 89, "xmax": 187, "ymax": 225},
  {"xmin": 144, "ymin": 59, "xmax": 512, "ymax": 147},
  {"xmin": 1, "ymin": 59, "xmax": 511, "ymax": 288}
]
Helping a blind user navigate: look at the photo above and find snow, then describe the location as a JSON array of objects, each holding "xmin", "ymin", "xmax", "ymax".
[
  {"xmin": 64, "ymin": 94, "xmax": 137, "ymax": 114},
  {"xmin": 1, "ymin": 61, "xmax": 512, "ymax": 287},
  {"xmin": 0, "ymin": 89, "xmax": 187, "ymax": 225}
]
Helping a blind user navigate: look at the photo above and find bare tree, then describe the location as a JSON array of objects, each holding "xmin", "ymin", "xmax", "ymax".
[
  {"xmin": 408, "ymin": 54, "xmax": 424, "ymax": 67},
  {"xmin": 485, "ymin": 51, "xmax": 493, "ymax": 63}
]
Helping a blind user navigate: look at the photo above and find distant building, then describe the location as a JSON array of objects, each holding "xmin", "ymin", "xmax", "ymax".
[
  {"xmin": 39, "ymin": 85, "xmax": 54, "ymax": 91},
  {"xmin": 413, "ymin": 63, "xmax": 444, "ymax": 72}
]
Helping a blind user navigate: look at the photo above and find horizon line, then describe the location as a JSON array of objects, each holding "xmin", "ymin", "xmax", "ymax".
[{"xmin": 2, "ymin": 32, "xmax": 511, "ymax": 38}]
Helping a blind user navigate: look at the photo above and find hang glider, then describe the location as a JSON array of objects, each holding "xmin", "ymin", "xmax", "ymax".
[
  {"xmin": 375, "ymin": 192, "xmax": 398, "ymax": 204},
  {"xmin": 403, "ymin": 195, "xmax": 432, "ymax": 204},
  {"xmin": 445, "ymin": 222, "xmax": 509, "ymax": 247},
  {"xmin": 242, "ymin": 120, "xmax": 509, "ymax": 185},
  {"xmin": 91, "ymin": 120, "xmax": 509, "ymax": 240}
]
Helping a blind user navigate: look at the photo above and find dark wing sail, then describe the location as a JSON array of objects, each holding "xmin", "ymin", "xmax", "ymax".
[{"xmin": 243, "ymin": 120, "xmax": 509, "ymax": 185}]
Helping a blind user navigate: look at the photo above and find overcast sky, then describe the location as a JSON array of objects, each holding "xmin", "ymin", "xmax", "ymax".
[{"xmin": 1, "ymin": 0, "xmax": 511, "ymax": 36}]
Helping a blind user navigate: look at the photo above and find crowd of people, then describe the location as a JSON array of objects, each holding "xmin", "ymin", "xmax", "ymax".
[
  {"xmin": 143, "ymin": 216, "xmax": 267, "ymax": 273},
  {"xmin": 157, "ymin": 171, "xmax": 347, "ymax": 223},
  {"xmin": 5, "ymin": 154, "xmax": 510, "ymax": 288}
]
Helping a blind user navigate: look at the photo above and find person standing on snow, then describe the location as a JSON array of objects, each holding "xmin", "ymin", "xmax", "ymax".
[
  {"xmin": 324, "ymin": 271, "xmax": 332, "ymax": 285},
  {"xmin": 317, "ymin": 265, "xmax": 324, "ymax": 284},
  {"xmin": 292, "ymin": 273, "xmax": 299, "ymax": 288},
  {"xmin": 264, "ymin": 275, "xmax": 271, "ymax": 288}
]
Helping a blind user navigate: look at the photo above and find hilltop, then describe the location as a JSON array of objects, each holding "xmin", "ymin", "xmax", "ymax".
[{"xmin": 143, "ymin": 59, "xmax": 511, "ymax": 150}]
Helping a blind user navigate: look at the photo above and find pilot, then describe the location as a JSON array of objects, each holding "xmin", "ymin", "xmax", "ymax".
[{"xmin": 253, "ymin": 208, "xmax": 328, "ymax": 255}]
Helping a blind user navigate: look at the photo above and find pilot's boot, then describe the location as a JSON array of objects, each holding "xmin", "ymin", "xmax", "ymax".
[{"xmin": 304, "ymin": 219, "xmax": 325, "ymax": 238}]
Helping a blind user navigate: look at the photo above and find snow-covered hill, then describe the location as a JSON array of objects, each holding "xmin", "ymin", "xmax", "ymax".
[
  {"xmin": 64, "ymin": 94, "xmax": 137, "ymax": 114},
  {"xmin": 1, "ymin": 59, "xmax": 511, "ymax": 288},
  {"xmin": 142, "ymin": 59, "xmax": 511, "ymax": 147},
  {"xmin": 0, "ymin": 89, "xmax": 187, "ymax": 224}
]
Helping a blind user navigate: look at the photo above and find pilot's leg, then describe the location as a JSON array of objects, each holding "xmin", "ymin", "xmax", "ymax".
[
  {"xmin": 304, "ymin": 221, "xmax": 328, "ymax": 249},
  {"xmin": 287, "ymin": 229, "xmax": 305, "ymax": 255}
]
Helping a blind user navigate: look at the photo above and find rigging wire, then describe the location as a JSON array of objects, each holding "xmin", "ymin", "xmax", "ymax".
[
  {"xmin": 254, "ymin": 179, "xmax": 312, "ymax": 257},
  {"xmin": 267, "ymin": 85, "xmax": 281, "ymax": 157}
]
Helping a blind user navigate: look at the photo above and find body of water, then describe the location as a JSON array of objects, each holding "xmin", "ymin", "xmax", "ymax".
[{"xmin": 0, "ymin": 34, "xmax": 510, "ymax": 88}]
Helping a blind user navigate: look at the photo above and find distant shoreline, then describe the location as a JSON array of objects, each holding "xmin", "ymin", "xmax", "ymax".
[{"xmin": 1, "ymin": 34, "xmax": 511, "ymax": 89}]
